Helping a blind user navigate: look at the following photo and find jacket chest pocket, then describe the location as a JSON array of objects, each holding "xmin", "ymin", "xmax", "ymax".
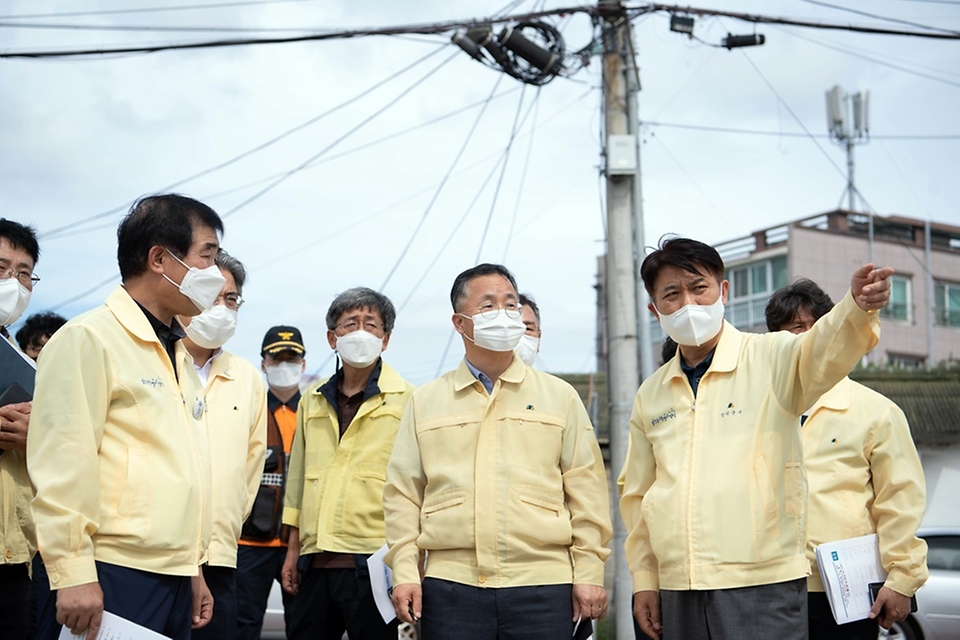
[{"xmin": 502, "ymin": 412, "xmax": 565, "ymax": 469}]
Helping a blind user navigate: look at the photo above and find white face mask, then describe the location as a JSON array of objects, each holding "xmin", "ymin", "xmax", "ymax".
[
  {"xmin": 183, "ymin": 305, "xmax": 237, "ymax": 350},
  {"xmin": 516, "ymin": 334, "xmax": 540, "ymax": 367},
  {"xmin": 655, "ymin": 296, "xmax": 725, "ymax": 347},
  {"xmin": 265, "ymin": 361, "xmax": 303, "ymax": 389},
  {"xmin": 163, "ymin": 250, "xmax": 226, "ymax": 313},
  {"xmin": 336, "ymin": 330, "xmax": 383, "ymax": 368},
  {"xmin": 0, "ymin": 277, "xmax": 31, "ymax": 327},
  {"xmin": 461, "ymin": 308, "xmax": 526, "ymax": 352}
]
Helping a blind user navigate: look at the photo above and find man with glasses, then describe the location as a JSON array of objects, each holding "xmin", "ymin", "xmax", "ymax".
[
  {"xmin": 384, "ymin": 264, "xmax": 611, "ymax": 639},
  {"xmin": 0, "ymin": 218, "xmax": 41, "ymax": 640},
  {"xmin": 179, "ymin": 251, "xmax": 267, "ymax": 640},
  {"xmin": 280, "ymin": 287, "xmax": 414, "ymax": 639},
  {"xmin": 29, "ymin": 195, "xmax": 221, "ymax": 640}
]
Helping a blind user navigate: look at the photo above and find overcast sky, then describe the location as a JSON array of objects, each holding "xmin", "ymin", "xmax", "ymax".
[{"xmin": 1, "ymin": 0, "xmax": 958, "ymax": 385}]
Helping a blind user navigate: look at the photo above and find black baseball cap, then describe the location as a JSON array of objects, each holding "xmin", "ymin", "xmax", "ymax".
[{"xmin": 261, "ymin": 325, "xmax": 306, "ymax": 357}]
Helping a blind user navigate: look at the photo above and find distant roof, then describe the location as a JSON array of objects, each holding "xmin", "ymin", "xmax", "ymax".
[{"xmin": 852, "ymin": 371, "xmax": 960, "ymax": 447}]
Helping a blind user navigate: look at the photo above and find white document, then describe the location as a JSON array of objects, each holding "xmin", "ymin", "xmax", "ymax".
[
  {"xmin": 57, "ymin": 611, "xmax": 171, "ymax": 639},
  {"xmin": 815, "ymin": 533, "xmax": 885, "ymax": 625},
  {"xmin": 367, "ymin": 543, "xmax": 397, "ymax": 624}
]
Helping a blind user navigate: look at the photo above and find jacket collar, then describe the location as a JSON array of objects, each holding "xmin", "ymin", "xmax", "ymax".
[
  {"xmin": 662, "ymin": 320, "xmax": 741, "ymax": 385},
  {"xmin": 106, "ymin": 285, "xmax": 165, "ymax": 346},
  {"xmin": 453, "ymin": 354, "xmax": 526, "ymax": 392},
  {"xmin": 808, "ymin": 376, "xmax": 851, "ymax": 414},
  {"xmin": 207, "ymin": 349, "xmax": 234, "ymax": 381}
]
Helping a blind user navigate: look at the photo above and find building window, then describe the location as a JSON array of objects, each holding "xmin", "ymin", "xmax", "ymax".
[
  {"xmin": 880, "ymin": 275, "xmax": 911, "ymax": 322},
  {"xmin": 887, "ymin": 352, "xmax": 925, "ymax": 369},
  {"xmin": 725, "ymin": 256, "xmax": 787, "ymax": 329},
  {"xmin": 934, "ymin": 280, "xmax": 960, "ymax": 328}
]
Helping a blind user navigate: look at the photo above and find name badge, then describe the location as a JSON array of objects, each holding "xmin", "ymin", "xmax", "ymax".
[{"xmin": 193, "ymin": 399, "xmax": 204, "ymax": 420}]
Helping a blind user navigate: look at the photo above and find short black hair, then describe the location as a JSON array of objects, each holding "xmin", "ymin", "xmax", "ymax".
[
  {"xmin": 450, "ymin": 263, "xmax": 518, "ymax": 312},
  {"xmin": 519, "ymin": 293, "xmax": 540, "ymax": 325},
  {"xmin": 116, "ymin": 194, "xmax": 223, "ymax": 281},
  {"xmin": 0, "ymin": 218, "xmax": 40, "ymax": 266},
  {"xmin": 640, "ymin": 236, "xmax": 725, "ymax": 297},
  {"xmin": 16, "ymin": 311, "xmax": 67, "ymax": 352},
  {"xmin": 764, "ymin": 278, "xmax": 835, "ymax": 332},
  {"xmin": 326, "ymin": 287, "xmax": 397, "ymax": 333}
]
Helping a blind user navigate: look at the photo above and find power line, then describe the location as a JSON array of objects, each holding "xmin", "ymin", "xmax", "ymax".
[
  {"xmin": 795, "ymin": 0, "xmax": 960, "ymax": 36},
  {"xmin": 0, "ymin": 0, "xmax": 319, "ymax": 20},
  {"xmin": 39, "ymin": 44, "xmax": 450, "ymax": 240},
  {"xmin": 0, "ymin": 5, "xmax": 599, "ymax": 58},
  {"xmin": 6, "ymin": 2, "xmax": 960, "ymax": 59},
  {"xmin": 771, "ymin": 24, "xmax": 960, "ymax": 89},
  {"xmin": 501, "ymin": 86, "xmax": 542, "ymax": 262},
  {"xmin": 735, "ymin": 48, "xmax": 850, "ymax": 182},
  {"xmin": 379, "ymin": 74, "xmax": 506, "ymax": 292},
  {"xmin": 643, "ymin": 120, "xmax": 960, "ymax": 139},
  {"xmin": 0, "ymin": 21, "xmax": 329, "ymax": 34},
  {"xmin": 643, "ymin": 3, "xmax": 960, "ymax": 39},
  {"xmin": 220, "ymin": 48, "xmax": 459, "ymax": 219}
]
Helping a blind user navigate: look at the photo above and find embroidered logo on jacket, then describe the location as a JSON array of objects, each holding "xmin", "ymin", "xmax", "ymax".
[
  {"xmin": 141, "ymin": 377, "xmax": 164, "ymax": 387},
  {"xmin": 650, "ymin": 408, "xmax": 677, "ymax": 426}
]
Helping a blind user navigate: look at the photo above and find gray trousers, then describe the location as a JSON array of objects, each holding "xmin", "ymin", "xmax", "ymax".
[{"xmin": 660, "ymin": 578, "xmax": 807, "ymax": 640}]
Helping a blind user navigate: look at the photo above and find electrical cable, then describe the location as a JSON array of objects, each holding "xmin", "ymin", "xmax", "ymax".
[
  {"xmin": 39, "ymin": 44, "xmax": 450, "ymax": 240},
  {"xmin": 430, "ymin": 83, "xmax": 532, "ymax": 377},
  {"xmin": 379, "ymin": 73, "xmax": 506, "ymax": 292},
  {"xmin": 648, "ymin": 133, "xmax": 726, "ymax": 217},
  {"xmin": 0, "ymin": 5, "xmax": 599, "ymax": 58},
  {"xmin": 770, "ymin": 24, "xmax": 960, "ymax": 89},
  {"xmin": 642, "ymin": 3, "xmax": 960, "ymax": 40},
  {"xmin": 0, "ymin": 0, "xmax": 320, "ymax": 20},
  {"xmin": 794, "ymin": 0, "xmax": 960, "ymax": 36},
  {"xmin": 0, "ymin": 21, "xmax": 332, "ymax": 34},
  {"xmin": 735, "ymin": 49, "xmax": 850, "ymax": 183},
  {"xmin": 643, "ymin": 120, "xmax": 960, "ymax": 139},
  {"xmin": 220, "ymin": 48, "xmax": 458, "ymax": 219},
  {"xmin": 49, "ymin": 273, "xmax": 120, "ymax": 312},
  {"xmin": 501, "ymin": 85, "xmax": 542, "ymax": 262},
  {"xmin": 473, "ymin": 82, "xmax": 528, "ymax": 263}
]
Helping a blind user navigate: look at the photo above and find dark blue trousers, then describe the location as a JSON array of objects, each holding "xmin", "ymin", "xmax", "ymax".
[
  {"xmin": 192, "ymin": 565, "xmax": 237, "ymax": 640},
  {"xmin": 420, "ymin": 577, "xmax": 574, "ymax": 640},
  {"xmin": 0, "ymin": 563, "xmax": 31, "ymax": 640},
  {"xmin": 235, "ymin": 545, "xmax": 293, "ymax": 640},
  {"xmin": 808, "ymin": 591, "xmax": 880, "ymax": 640},
  {"xmin": 286, "ymin": 558, "xmax": 399, "ymax": 640},
  {"xmin": 35, "ymin": 559, "xmax": 192, "ymax": 640}
]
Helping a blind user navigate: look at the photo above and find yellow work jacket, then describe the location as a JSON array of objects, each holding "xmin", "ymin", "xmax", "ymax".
[
  {"xmin": 28, "ymin": 286, "xmax": 211, "ymax": 590},
  {"xmin": 384, "ymin": 357, "xmax": 612, "ymax": 589},
  {"xmin": 1, "ymin": 334, "xmax": 34, "ymax": 567},
  {"xmin": 620, "ymin": 290, "xmax": 880, "ymax": 592},
  {"xmin": 0, "ymin": 448, "xmax": 34, "ymax": 567},
  {"xmin": 804, "ymin": 377, "xmax": 928, "ymax": 596},
  {"xmin": 203, "ymin": 350, "xmax": 267, "ymax": 568},
  {"xmin": 283, "ymin": 361, "xmax": 414, "ymax": 555}
]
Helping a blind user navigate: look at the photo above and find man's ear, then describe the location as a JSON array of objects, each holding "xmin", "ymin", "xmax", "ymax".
[
  {"xmin": 147, "ymin": 245, "xmax": 166, "ymax": 275},
  {"xmin": 647, "ymin": 302, "xmax": 660, "ymax": 320},
  {"xmin": 451, "ymin": 313, "xmax": 466, "ymax": 335},
  {"xmin": 721, "ymin": 279, "xmax": 730, "ymax": 305},
  {"xmin": 381, "ymin": 332, "xmax": 391, "ymax": 352},
  {"xmin": 327, "ymin": 330, "xmax": 337, "ymax": 351}
]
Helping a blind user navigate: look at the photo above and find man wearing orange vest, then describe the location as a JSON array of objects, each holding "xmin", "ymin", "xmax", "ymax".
[{"xmin": 235, "ymin": 326, "xmax": 306, "ymax": 640}]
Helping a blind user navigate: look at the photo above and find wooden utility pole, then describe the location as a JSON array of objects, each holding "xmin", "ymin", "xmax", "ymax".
[{"xmin": 600, "ymin": 1, "xmax": 642, "ymax": 637}]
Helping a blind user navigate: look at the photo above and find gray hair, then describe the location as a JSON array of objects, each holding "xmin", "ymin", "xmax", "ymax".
[
  {"xmin": 215, "ymin": 250, "xmax": 246, "ymax": 294},
  {"xmin": 325, "ymin": 287, "xmax": 397, "ymax": 333}
]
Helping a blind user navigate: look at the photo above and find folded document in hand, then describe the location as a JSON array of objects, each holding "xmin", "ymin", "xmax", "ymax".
[{"xmin": 815, "ymin": 533, "xmax": 885, "ymax": 625}]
